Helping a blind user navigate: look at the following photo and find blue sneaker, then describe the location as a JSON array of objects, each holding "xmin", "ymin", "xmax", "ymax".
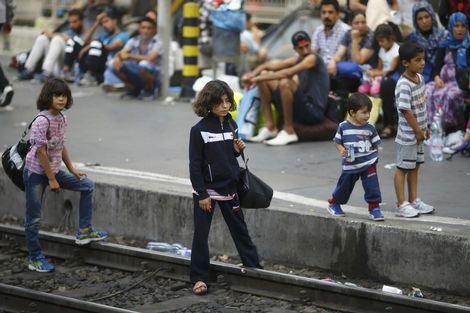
[
  {"xmin": 327, "ymin": 203, "xmax": 345, "ymax": 217},
  {"xmin": 369, "ymin": 207, "xmax": 385, "ymax": 221},
  {"xmin": 28, "ymin": 255, "xmax": 55, "ymax": 272},
  {"xmin": 138, "ymin": 89, "xmax": 156, "ymax": 101},
  {"xmin": 17, "ymin": 70, "xmax": 34, "ymax": 81},
  {"xmin": 120, "ymin": 89, "xmax": 139, "ymax": 100},
  {"xmin": 75, "ymin": 228, "xmax": 108, "ymax": 245}
]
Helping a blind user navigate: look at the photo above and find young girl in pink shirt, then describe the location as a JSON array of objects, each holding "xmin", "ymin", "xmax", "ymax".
[{"xmin": 24, "ymin": 78, "xmax": 107, "ymax": 272}]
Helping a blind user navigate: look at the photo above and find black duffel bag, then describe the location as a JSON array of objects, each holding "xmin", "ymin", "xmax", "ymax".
[{"xmin": 228, "ymin": 119, "xmax": 273, "ymax": 208}]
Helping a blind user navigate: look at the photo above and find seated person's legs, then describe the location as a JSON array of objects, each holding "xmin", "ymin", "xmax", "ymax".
[
  {"xmin": 264, "ymin": 77, "xmax": 302, "ymax": 146},
  {"xmin": 63, "ymin": 36, "xmax": 85, "ymax": 80},
  {"xmin": 42, "ymin": 35, "xmax": 66, "ymax": 78},
  {"xmin": 102, "ymin": 58, "xmax": 124, "ymax": 92},
  {"xmin": 249, "ymin": 78, "xmax": 280, "ymax": 142},
  {"xmin": 138, "ymin": 60, "xmax": 159, "ymax": 96},
  {"xmin": 19, "ymin": 34, "xmax": 50, "ymax": 80},
  {"xmin": 115, "ymin": 60, "xmax": 145, "ymax": 98},
  {"xmin": 79, "ymin": 40, "xmax": 108, "ymax": 86}
]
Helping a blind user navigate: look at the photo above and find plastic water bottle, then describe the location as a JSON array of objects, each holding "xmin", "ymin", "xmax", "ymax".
[
  {"xmin": 346, "ymin": 145, "xmax": 355, "ymax": 162},
  {"xmin": 176, "ymin": 248, "xmax": 192, "ymax": 257},
  {"xmin": 146, "ymin": 242, "xmax": 178, "ymax": 253},
  {"xmin": 429, "ymin": 114, "xmax": 444, "ymax": 162},
  {"xmin": 146, "ymin": 242, "xmax": 191, "ymax": 257}
]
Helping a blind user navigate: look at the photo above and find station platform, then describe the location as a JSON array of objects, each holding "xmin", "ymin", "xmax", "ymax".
[{"xmin": 0, "ymin": 50, "xmax": 469, "ymax": 296}]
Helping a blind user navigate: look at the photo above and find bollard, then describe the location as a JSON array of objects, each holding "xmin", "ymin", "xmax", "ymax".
[{"xmin": 180, "ymin": 2, "xmax": 200, "ymax": 99}]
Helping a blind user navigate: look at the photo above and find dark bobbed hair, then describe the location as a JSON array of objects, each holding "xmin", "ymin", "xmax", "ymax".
[
  {"xmin": 347, "ymin": 92, "xmax": 372, "ymax": 114},
  {"xmin": 399, "ymin": 41, "xmax": 424, "ymax": 62},
  {"xmin": 36, "ymin": 78, "xmax": 73, "ymax": 111},
  {"xmin": 320, "ymin": 0, "xmax": 340, "ymax": 12},
  {"xmin": 68, "ymin": 8, "xmax": 84, "ymax": 20},
  {"xmin": 374, "ymin": 23, "xmax": 394, "ymax": 40},
  {"xmin": 192, "ymin": 80, "xmax": 236, "ymax": 117},
  {"xmin": 349, "ymin": 10, "xmax": 366, "ymax": 24}
]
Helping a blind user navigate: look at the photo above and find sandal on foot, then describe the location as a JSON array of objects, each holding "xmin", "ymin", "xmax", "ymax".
[
  {"xmin": 380, "ymin": 127, "xmax": 394, "ymax": 139},
  {"xmin": 192, "ymin": 281, "xmax": 208, "ymax": 295}
]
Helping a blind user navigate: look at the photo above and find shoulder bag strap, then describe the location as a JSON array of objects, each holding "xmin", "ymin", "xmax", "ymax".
[
  {"xmin": 20, "ymin": 114, "xmax": 51, "ymax": 142},
  {"xmin": 227, "ymin": 118, "xmax": 248, "ymax": 167}
]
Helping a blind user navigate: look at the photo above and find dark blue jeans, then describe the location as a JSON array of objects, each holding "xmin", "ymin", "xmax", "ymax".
[
  {"xmin": 332, "ymin": 164, "xmax": 382, "ymax": 209},
  {"xmin": 23, "ymin": 169, "xmax": 94, "ymax": 260},
  {"xmin": 115, "ymin": 60, "xmax": 159, "ymax": 93},
  {"xmin": 190, "ymin": 195, "xmax": 261, "ymax": 283}
]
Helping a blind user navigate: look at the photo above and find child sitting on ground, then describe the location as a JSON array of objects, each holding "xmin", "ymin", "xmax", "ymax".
[{"xmin": 327, "ymin": 92, "xmax": 384, "ymax": 221}]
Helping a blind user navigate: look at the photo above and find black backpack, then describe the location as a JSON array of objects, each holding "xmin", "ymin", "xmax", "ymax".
[{"xmin": 1, "ymin": 114, "xmax": 51, "ymax": 191}]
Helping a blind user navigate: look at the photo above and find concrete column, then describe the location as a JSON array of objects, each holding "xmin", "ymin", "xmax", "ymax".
[{"xmin": 158, "ymin": 0, "xmax": 171, "ymax": 99}]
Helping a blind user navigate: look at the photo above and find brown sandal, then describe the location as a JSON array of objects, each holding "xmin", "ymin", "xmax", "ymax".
[
  {"xmin": 380, "ymin": 127, "xmax": 394, "ymax": 139},
  {"xmin": 192, "ymin": 281, "xmax": 208, "ymax": 295}
]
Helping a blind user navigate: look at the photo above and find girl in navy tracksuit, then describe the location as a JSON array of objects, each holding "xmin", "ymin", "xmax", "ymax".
[{"xmin": 189, "ymin": 80, "xmax": 261, "ymax": 295}]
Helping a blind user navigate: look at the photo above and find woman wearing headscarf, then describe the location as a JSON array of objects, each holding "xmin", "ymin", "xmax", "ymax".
[
  {"xmin": 407, "ymin": 1, "xmax": 447, "ymax": 84},
  {"xmin": 426, "ymin": 12, "xmax": 470, "ymax": 133}
]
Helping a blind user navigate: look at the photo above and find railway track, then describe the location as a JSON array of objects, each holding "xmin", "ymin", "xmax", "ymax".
[{"xmin": 1, "ymin": 223, "xmax": 469, "ymax": 313}]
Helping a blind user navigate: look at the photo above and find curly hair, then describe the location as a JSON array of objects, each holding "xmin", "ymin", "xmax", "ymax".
[
  {"xmin": 192, "ymin": 80, "xmax": 236, "ymax": 117},
  {"xmin": 36, "ymin": 78, "xmax": 73, "ymax": 111}
]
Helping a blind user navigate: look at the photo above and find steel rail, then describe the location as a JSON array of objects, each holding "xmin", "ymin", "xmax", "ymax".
[
  {"xmin": 1, "ymin": 223, "xmax": 469, "ymax": 313},
  {"xmin": 0, "ymin": 283, "xmax": 138, "ymax": 313}
]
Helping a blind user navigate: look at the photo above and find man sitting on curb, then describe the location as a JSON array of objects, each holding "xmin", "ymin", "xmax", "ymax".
[
  {"xmin": 112, "ymin": 16, "xmax": 162, "ymax": 100},
  {"xmin": 241, "ymin": 31, "xmax": 330, "ymax": 146}
]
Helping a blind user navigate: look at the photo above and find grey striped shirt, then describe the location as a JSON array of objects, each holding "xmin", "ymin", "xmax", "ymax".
[{"xmin": 395, "ymin": 74, "xmax": 427, "ymax": 145}]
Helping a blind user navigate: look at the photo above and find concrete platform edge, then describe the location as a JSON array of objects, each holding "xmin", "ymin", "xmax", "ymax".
[{"xmin": 0, "ymin": 170, "xmax": 468, "ymax": 295}]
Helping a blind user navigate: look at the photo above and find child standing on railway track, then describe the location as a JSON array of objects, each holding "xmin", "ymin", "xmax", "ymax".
[
  {"xmin": 189, "ymin": 80, "xmax": 262, "ymax": 295},
  {"xmin": 23, "ymin": 78, "xmax": 107, "ymax": 273},
  {"xmin": 327, "ymin": 93, "xmax": 385, "ymax": 221}
]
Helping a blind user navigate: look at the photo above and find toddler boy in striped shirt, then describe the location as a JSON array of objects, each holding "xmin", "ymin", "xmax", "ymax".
[
  {"xmin": 394, "ymin": 41, "xmax": 435, "ymax": 218},
  {"xmin": 327, "ymin": 93, "xmax": 384, "ymax": 221}
]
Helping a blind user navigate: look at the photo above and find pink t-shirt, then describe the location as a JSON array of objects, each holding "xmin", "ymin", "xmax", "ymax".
[{"xmin": 25, "ymin": 111, "xmax": 67, "ymax": 175}]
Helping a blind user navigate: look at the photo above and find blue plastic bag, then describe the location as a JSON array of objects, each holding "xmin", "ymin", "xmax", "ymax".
[
  {"xmin": 336, "ymin": 61, "xmax": 363, "ymax": 79},
  {"xmin": 210, "ymin": 9, "xmax": 245, "ymax": 33},
  {"xmin": 236, "ymin": 87, "xmax": 260, "ymax": 140}
]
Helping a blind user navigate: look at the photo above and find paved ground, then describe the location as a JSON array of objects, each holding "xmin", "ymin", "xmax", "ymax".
[{"xmin": 0, "ymin": 64, "xmax": 469, "ymax": 219}]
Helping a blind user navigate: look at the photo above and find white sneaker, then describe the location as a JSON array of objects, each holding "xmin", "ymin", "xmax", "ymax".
[
  {"xmin": 396, "ymin": 201, "xmax": 420, "ymax": 218},
  {"xmin": 0, "ymin": 85, "xmax": 14, "ymax": 107},
  {"xmin": 248, "ymin": 127, "xmax": 278, "ymax": 142},
  {"xmin": 265, "ymin": 130, "xmax": 298, "ymax": 146},
  {"xmin": 79, "ymin": 73, "xmax": 98, "ymax": 87},
  {"xmin": 443, "ymin": 141, "xmax": 464, "ymax": 154},
  {"xmin": 411, "ymin": 198, "xmax": 435, "ymax": 214}
]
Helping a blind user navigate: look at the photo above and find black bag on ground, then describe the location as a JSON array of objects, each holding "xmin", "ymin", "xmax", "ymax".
[
  {"xmin": 1, "ymin": 115, "xmax": 50, "ymax": 191},
  {"xmin": 228, "ymin": 119, "xmax": 273, "ymax": 209}
]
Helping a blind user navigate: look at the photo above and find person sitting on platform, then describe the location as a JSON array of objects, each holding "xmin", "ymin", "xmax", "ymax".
[
  {"xmin": 241, "ymin": 31, "xmax": 330, "ymax": 146},
  {"xmin": 112, "ymin": 16, "xmax": 162, "ymax": 100}
]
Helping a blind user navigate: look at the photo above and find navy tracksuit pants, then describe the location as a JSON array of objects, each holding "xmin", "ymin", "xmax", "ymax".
[
  {"xmin": 190, "ymin": 195, "xmax": 261, "ymax": 283},
  {"xmin": 332, "ymin": 164, "xmax": 382, "ymax": 209}
]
